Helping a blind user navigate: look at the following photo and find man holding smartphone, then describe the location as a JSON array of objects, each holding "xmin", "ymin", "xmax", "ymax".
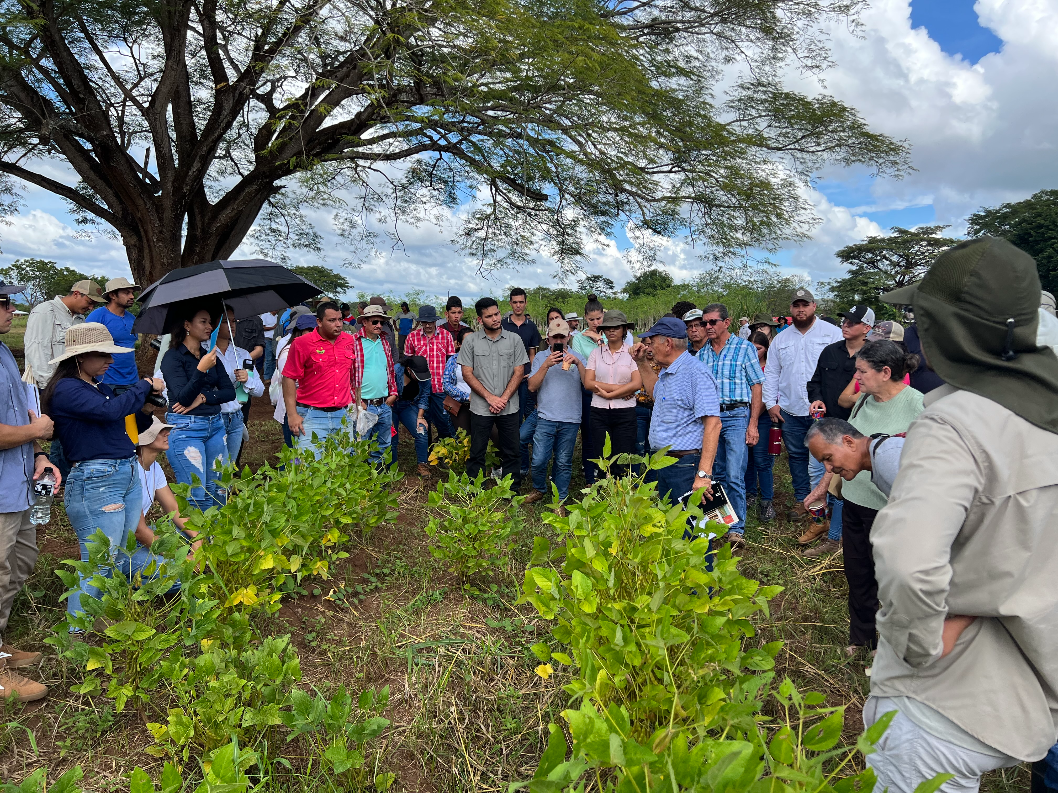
[{"xmin": 523, "ymin": 318, "xmax": 586, "ymax": 513}]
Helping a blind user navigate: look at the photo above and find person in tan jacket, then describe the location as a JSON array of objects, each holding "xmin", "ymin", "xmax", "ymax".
[{"xmin": 863, "ymin": 237, "xmax": 1058, "ymax": 792}]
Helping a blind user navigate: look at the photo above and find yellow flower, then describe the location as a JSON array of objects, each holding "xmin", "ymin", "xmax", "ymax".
[{"xmin": 535, "ymin": 664, "xmax": 554, "ymax": 679}]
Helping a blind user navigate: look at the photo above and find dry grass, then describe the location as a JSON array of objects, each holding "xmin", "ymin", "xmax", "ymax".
[{"xmin": 0, "ymin": 426, "xmax": 1032, "ymax": 791}]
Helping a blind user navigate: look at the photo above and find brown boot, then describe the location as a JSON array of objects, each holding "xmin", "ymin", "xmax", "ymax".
[
  {"xmin": 786, "ymin": 503, "xmax": 809, "ymax": 521},
  {"xmin": 0, "ymin": 664, "xmax": 47, "ymax": 703},
  {"xmin": 416, "ymin": 463, "xmax": 432, "ymax": 479},
  {"xmin": 798, "ymin": 521, "xmax": 829, "ymax": 545},
  {"xmin": 522, "ymin": 490, "xmax": 546, "ymax": 506},
  {"xmin": 720, "ymin": 531, "xmax": 746, "ymax": 550},
  {"xmin": 804, "ymin": 539, "xmax": 842, "ymax": 558},
  {"xmin": 554, "ymin": 505, "xmax": 569, "ymax": 518},
  {"xmin": 0, "ymin": 647, "xmax": 42, "ymax": 668}
]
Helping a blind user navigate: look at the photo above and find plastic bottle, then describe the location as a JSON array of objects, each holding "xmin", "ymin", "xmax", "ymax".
[
  {"xmin": 235, "ymin": 357, "xmax": 253, "ymax": 403},
  {"xmin": 30, "ymin": 467, "xmax": 56, "ymax": 525}
]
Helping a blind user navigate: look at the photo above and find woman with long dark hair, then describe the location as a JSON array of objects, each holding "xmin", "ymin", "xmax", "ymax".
[
  {"xmin": 42, "ymin": 323, "xmax": 165, "ymax": 622},
  {"xmin": 571, "ymin": 294, "xmax": 605, "ymax": 485},
  {"xmin": 159, "ymin": 306, "xmax": 236, "ymax": 512},
  {"xmin": 743, "ymin": 331, "xmax": 776, "ymax": 522}
]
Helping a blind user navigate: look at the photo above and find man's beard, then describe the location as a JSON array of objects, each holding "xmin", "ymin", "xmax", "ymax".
[{"xmin": 792, "ymin": 314, "xmax": 814, "ymax": 329}]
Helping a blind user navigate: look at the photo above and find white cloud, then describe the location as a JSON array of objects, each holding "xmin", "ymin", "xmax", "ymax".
[{"xmin": 0, "ymin": 209, "xmax": 132, "ymax": 276}]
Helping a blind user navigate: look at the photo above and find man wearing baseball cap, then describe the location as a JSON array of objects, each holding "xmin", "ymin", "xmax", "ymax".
[
  {"xmin": 630, "ymin": 317, "xmax": 722, "ymax": 527},
  {"xmin": 86, "ymin": 277, "xmax": 141, "ymax": 388},
  {"xmin": 762, "ymin": 288, "xmax": 843, "ymax": 520},
  {"xmin": 800, "ymin": 304, "xmax": 874, "ymax": 551},
  {"xmin": 862, "ymin": 238, "xmax": 1058, "ymax": 790},
  {"xmin": 24, "ymin": 279, "xmax": 103, "ymax": 389}
]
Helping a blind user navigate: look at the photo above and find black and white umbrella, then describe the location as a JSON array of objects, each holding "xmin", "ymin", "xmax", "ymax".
[{"xmin": 132, "ymin": 259, "xmax": 323, "ymax": 335}]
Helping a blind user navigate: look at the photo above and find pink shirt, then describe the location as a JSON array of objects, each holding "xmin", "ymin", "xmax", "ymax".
[{"xmin": 586, "ymin": 344, "xmax": 637, "ymax": 409}]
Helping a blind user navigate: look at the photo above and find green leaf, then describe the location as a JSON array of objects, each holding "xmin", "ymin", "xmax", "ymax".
[
  {"xmin": 129, "ymin": 767, "xmax": 154, "ymax": 793},
  {"xmin": 160, "ymin": 763, "xmax": 182, "ymax": 793},
  {"xmin": 50, "ymin": 767, "xmax": 86, "ymax": 793},
  {"xmin": 530, "ymin": 642, "xmax": 551, "ymax": 662},
  {"xmin": 802, "ymin": 708, "xmax": 844, "ymax": 751},
  {"xmin": 769, "ymin": 726, "xmax": 795, "ymax": 765},
  {"xmin": 534, "ymin": 723, "xmax": 568, "ymax": 780},
  {"xmin": 913, "ymin": 774, "xmax": 956, "ymax": 793},
  {"xmin": 863, "ymin": 708, "xmax": 897, "ymax": 745},
  {"xmin": 570, "ymin": 570, "xmax": 593, "ymax": 600}
]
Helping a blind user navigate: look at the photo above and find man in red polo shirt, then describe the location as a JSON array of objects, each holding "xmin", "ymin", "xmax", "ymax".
[{"xmin": 282, "ymin": 301, "xmax": 355, "ymax": 459}]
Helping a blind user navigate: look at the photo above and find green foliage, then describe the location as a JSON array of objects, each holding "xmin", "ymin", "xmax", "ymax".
[
  {"xmin": 578, "ymin": 275, "xmax": 619, "ymax": 299},
  {"xmin": 623, "ymin": 269, "xmax": 675, "ymax": 299},
  {"xmin": 967, "ymin": 188, "xmax": 1058, "ymax": 295},
  {"xmin": 425, "ymin": 472, "xmax": 524, "ymax": 579},
  {"xmin": 289, "ymin": 265, "xmax": 352, "ymax": 299},
  {"xmin": 818, "ymin": 226, "xmax": 961, "ymax": 319},
  {"xmin": 521, "ymin": 450, "xmax": 781, "ymax": 735},
  {"xmin": 0, "ymin": 259, "xmax": 105, "ymax": 309}
]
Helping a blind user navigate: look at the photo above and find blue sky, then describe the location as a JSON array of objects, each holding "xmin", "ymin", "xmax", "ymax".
[{"xmin": 2, "ymin": 0, "xmax": 1055, "ymax": 300}]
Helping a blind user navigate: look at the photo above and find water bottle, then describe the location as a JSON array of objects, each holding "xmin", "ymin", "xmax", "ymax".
[
  {"xmin": 768, "ymin": 422, "xmax": 783, "ymax": 455},
  {"xmin": 235, "ymin": 357, "xmax": 253, "ymax": 403},
  {"xmin": 30, "ymin": 467, "xmax": 56, "ymax": 525}
]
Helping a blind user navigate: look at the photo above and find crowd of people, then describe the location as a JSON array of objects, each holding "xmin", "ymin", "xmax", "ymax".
[{"xmin": 0, "ymin": 238, "xmax": 1056, "ymax": 793}]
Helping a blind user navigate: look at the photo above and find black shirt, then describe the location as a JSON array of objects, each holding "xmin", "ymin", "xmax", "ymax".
[
  {"xmin": 234, "ymin": 315, "xmax": 266, "ymax": 356},
  {"xmin": 160, "ymin": 343, "xmax": 237, "ymax": 415},
  {"xmin": 903, "ymin": 324, "xmax": 944, "ymax": 394},
  {"xmin": 501, "ymin": 315, "xmax": 541, "ymax": 374},
  {"xmin": 806, "ymin": 339, "xmax": 861, "ymax": 420}
]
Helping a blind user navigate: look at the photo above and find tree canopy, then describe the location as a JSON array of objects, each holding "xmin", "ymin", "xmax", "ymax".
[
  {"xmin": 624, "ymin": 268, "xmax": 675, "ymax": 298},
  {"xmin": 967, "ymin": 189, "xmax": 1058, "ymax": 295},
  {"xmin": 0, "ymin": 258, "xmax": 105, "ymax": 308},
  {"xmin": 0, "ymin": 0, "xmax": 909, "ymax": 286},
  {"xmin": 819, "ymin": 225, "xmax": 960, "ymax": 319},
  {"xmin": 577, "ymin": 275, "xmax": 618, "ymax": 300},
  {"xmin": 289, "ymin": 265, "xmax": 352, "ymax": 299}
]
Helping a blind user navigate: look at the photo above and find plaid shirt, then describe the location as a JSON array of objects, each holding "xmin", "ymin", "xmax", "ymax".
[
  {"xmin": 404, "ymin": 327, "xmax": 455, "ymax": 392},
  {"xmin": 696, "ymin": 334, "xmax": 764, "ymax": 405},
  {"xmin": 350, "ymin": 328, "xmax": 398, "ymax": 398}
]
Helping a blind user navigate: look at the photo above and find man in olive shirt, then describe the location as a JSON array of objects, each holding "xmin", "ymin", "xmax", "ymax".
[{"xmin": 458, "ymin": 297, "xmax": 528, "ymax": 487}]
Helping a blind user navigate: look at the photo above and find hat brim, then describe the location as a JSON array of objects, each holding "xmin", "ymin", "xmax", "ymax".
[
  {"xmin": 105, "ymin": 284, "xmax": 141, "ymax": 296},
  {"xmin": 50, "ymin": 343, "xmax": 135, "ymax": 364},
  {"xmin": 881, "ymin": 283, "xmax": 920, "ymax": 305},
  {"xmin": 138, "ymin": 423, "xmax": 175, "ymax": 446},
  {"xmin": 0, "ymin": 283, "xmax": 26, "ymax": 295},
  {"xmin": 88, "ymin": 295, "xmax": 106, "ymax": 303},
  {"xmin": 599, "ymin": 320, "xmax": 626, "ymax": 329},
  {"xmin": 359, "ymin": 313, "xmax": 391, "ymax": 320}
]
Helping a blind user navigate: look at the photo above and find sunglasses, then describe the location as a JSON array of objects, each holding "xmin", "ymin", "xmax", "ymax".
[
  {"xmin": 363, "ymin": 318, "xmax": 384, "ymax": 325},
  {"xmin": 704, "ymin": 318, "xmax": 726, "ymax": 326},
  {"xmin": 0, "ymin": 299, "xmax": 11, "ymax": 310}
]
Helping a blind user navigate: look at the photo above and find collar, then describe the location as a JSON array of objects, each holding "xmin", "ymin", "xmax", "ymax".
[
  {"xmin": 54, "ymin": 295, "xmax": 76, "ymax": 318},
  {"xmin": 662, "ymin": 350, "xmax": 692, "ymax": 374},
  {"xmin": 707, "ymin": 333, "xmax": 733, "ymax": 355},
  {"xmin": 792, "ymin": 317, "xmax": 818, "ymax": 336},
  {"xmin": 923, "ymin": 383, "xmax": 958, "ymax": 408}
]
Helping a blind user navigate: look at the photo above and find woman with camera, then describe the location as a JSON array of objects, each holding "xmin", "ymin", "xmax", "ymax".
[
  {"xmin": 159, "ymin": 306, "xmax": 236, "ymax": 513},
  {"xmin": 41, "ymin": 323, "xmax": 165, "ymax": 620}
]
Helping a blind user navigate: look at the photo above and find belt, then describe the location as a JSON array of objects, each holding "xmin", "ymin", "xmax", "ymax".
[
  {"xmin": 296, "ymin": 402, "xmax": 348, "ymax": 413},
  {"xmin": 361, "ymin": 397, "xmax": 387, "ymax": 406},
  {"xmin": 720, "ymin": 402, "xmax": 748, "ymax": 412},
  {"xmin": 667, "ymin": 449, "xmax": 701, "ymax": 458}
]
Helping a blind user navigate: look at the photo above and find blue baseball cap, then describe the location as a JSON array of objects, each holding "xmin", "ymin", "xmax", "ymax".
[{"xmin": 637, "ymin": 317, "xmax": 688, "ymax": 340}]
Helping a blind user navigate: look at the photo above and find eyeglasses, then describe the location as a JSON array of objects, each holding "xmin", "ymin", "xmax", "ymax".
[
  {"xmin": 704, "ymin": 318, "xmax": 726, "ymax": 326},
  {"xmin": 363, "ymin": 318, "xmax": 383, "ymax": 325},
  {"xmin": 0, "ymin": 299, "xmax": 11, "ymax": 310}
]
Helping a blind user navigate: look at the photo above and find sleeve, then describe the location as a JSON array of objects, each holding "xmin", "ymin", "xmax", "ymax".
[
  {"xmin": 457, "ymin": 335, "xmax": 474, "ymax": 369},
  {"xmin": 693, "ymin": 366, "xmax": 721, "ymax": 418},
  {"xmin": 404, "ymin": 333, "xmax": 419, "ymax": 357},
  {"xmin": 762, "ymin": 337, "xmax": 781, "ymax": 409},
  {"xmin": 806, "ymin": 350, "xmax": 825, "ymax": 403},
  {"xmin": 385, "ymin": 339, "xmax": 398, "ymax": 397},
  {"xmin": 161, "ymin": 349, "xmax": 209, "ymax": 408},
  {"xmin": 417, "ymin": 376, "xmax": 432, "ymax": 411},
  {"xmin": 85, "ymin": 307, "xmax": 105, "ymax": 324},
  {"xmin": 513, "ymin": 339, "xmax": 529, "ymax": 368},
  {"xmin": 204, "ymin": 361, "xmax": 236, "ymax": 404},
  {"xmin": 55, "ymin": 378, "xmax": 152, "ymax": 421},
  {"xmin": 244, "ymin": 352, "xmax": 265, "ymax": 398},
  {"xmin": 528, "ymin": 352, "xmax": 544, "ymax": 377},
  {"xmin": 872, "ymin": 417, "xmax": 981, "ymax": 667},
  {"xmin": 442, "ymin": 330, "xmax": 455, "ymax": 357},
  {"xmin": 529, "ymin": 323, "xmax": 542, "ymax": 349},
  {"xmin": 585, "ymin": 347, "xmax": 598, "ymax": 371},
  {"xmin": 282, "ymin": 337, "xmax": 307, "ymax": 379},
  {"xmin": 744, "ymin": 344, "xmax": 765, "ymax": 386},
  {"xmin": 442, "ymin": 356, "xmax": 460, "ymax": 398},
  {"xmin": 23, "ymin": 306, "xmax": 53, "ymax": 387}
]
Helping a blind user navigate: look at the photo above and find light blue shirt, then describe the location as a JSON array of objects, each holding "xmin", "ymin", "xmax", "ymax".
[
  {"xmin": 648, "ymin": 351, "xmax": 721, "ymax": 451},
  {"xmin": 529, "ymin": 349, "xmax": 585, "ymax": 424},
  {"xmin": 360, "ymin": 336, "xmax": 389, "ymax": 399},
  {"xmin": 86, "ymin": 306, "xmax": 138, "ymax": 386},
  {"xmin": 0, "ymin": 342, "xmax": 34, "ymax": 512}
]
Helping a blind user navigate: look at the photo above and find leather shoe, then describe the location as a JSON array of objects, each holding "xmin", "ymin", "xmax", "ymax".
[
  {"xmin": 0, "ymin": 648, "xmax": 42, "ymax": 668},
  {"xmin": 798, "ymin": 521, "xmax": 829, "ymax": 545},
  {"xmin": 787, "ymin": 503, "xmax": 809, "ymax": 521},
  {"xmin": 522, "ymin": 490, "xmax": 545, "ymax": 505},
  {"xmin": 804, "ymin": 539, "xmax": 842, "ymax": 558},
  {"xmin": 720, "ymin": 531, "xmax": 746, "ymax": 550}
]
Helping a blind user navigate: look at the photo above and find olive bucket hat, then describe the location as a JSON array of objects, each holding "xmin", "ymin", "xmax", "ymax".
[{"xmin": 882, "ymin": 236, "xmax": 1058, "ymax": 434}]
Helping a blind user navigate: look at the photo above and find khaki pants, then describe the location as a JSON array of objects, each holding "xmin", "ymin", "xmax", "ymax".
[{"xmin": 0, "ymin": 509, "xmax": 36, "ymax": 647}]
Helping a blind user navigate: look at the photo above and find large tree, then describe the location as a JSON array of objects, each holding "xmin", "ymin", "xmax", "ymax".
[
  {"xmin": 820, "ymin": 225, "xmax": 961, "ymax": 319},
  {"xmin": 0, "ymin": 0, "xmax": 909, "ymax": 286},
  {"xmin": 967, "ymin": 189, "xmax": 1058, "ymax": 295}
]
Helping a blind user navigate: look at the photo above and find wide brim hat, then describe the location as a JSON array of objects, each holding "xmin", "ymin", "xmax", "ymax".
[
  {"xmin": 49, "ymin": 322, "xmax": 134, "ymax": 364},
  {"xmin": 104, "ymin": 277, "xmax": 140, "ymax": 296},
  {"xmin": 599, "ymin": 309, "xmax": 629, "ymax": 329},
  {"xmin": 882, "ymin": 236, "xmax": 1058, "ymax": 434},
  {"xmin": 358, "ymin": 304, "xmax": 391, "ymax": 320},
  {"xmin": 749, "ymin": 313, "xmax": 777, "ymax": 327},
  {"xmin": 138, "ymin": 416, "xmax": 175, "ymax": 446}
]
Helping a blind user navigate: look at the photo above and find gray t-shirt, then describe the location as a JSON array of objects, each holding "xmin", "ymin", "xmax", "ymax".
[
  {"xmin": 869, "ymin": 435, "xmax": 905, "ymax": 498},
  {"xmin": 458, "ymin": 328, "xmax": 529, "ymax": 416},
  {"xmin": 529, "ymin": 349, "xmax": 585, "ymax": 424}
]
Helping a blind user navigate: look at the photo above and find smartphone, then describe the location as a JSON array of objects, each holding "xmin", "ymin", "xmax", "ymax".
[{"xmin": 551, "ymin": 342, "xmax": 564, "ymax": 354}]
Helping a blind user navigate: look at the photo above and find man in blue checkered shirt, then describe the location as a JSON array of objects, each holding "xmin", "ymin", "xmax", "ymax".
[{"xmin": 690, "ymin": 303, "xmax": 765, "ymax": 544}]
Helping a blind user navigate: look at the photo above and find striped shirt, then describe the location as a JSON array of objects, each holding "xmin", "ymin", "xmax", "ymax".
[
  {"xmin": 696, "ymin": 334, "xmax": 765, "ymax": 405},
  {"xmin": 648, "ymin": 352, "xmax": 721, "ymax": 451}
]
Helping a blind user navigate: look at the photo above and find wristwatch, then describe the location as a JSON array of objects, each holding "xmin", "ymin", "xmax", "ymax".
[{"xmin": 697, "ymin": 470, "xmax": 712, "ymax": 479}]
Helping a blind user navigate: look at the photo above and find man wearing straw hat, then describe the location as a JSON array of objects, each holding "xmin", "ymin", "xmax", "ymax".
[
  {"xmin": 0, "ymin": 279, "xmax": 59, "ymax": 701},
  {"xmin": 350, "ymin": 303, "xmax": 398, "ymax": 466},
  {"xmin": 862, "ymin": 238, "xmax": 1058, "ymax": 790},
  {"xmin": 86, "ymin": 278, "xmax": 140, "ymax": 389}
]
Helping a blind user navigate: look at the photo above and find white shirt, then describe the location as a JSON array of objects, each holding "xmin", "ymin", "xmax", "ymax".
[
  {"xmin": 738, "ymin": 324, "xmax": 751, "ymax": 339},
  {"xmin": 762, "ymin": 317, "xmax": 843, "ymax": 416},
  {"xmin": 260, "ymin": 312, "xmax": 278, "ymax": 339},
  {"xmin": 138, "ymin": 460, "xmax": 168, "ymax": 517},
  {"xmin": 215, "ymin": 342, "xmax": 264, "ymax": 413}
]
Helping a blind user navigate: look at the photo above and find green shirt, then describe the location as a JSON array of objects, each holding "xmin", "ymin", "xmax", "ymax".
[
  {"xmin": 842, "ymin": 386, "xmax": 925, "ymax": 510},
  {"xmin": 571, "ymin": 331, "xmax": 601, "ymax": 360},
  {"xmin": 360, "ymin": 336, "xmax": 389, "ymax": 399}
]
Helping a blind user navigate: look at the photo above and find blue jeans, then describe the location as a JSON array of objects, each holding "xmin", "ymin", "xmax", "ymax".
[
  {"xmin": 165, "ymin": 413, "xmax": 229, "ymax": 513},
  {"xmin": 530, "ymin": 419, "xmax": 579, "ymax": 500},
  {"xmin": 428, "ymin": 393, "xmax": 455, "ymax": 440},
  {"xmin": 47, "ymin": 436, "xmax": 72, "ymax": 484},
  {"xmin": 64, "ymin": 457, "xmax": 141, "ymax": 618},
  {"xmin": 744, "ymin": 413, "xmax": 775, "ymax": 501},
  {"xmin": 294, "ymin": 405, "xmax": 349, "ymax": 461},
  {"xmin": 221, "ymin": 410, "xmax": 245, "ymax": 462},
  {"xmin": 828, "ymin": 496, "xmax": 843, "ymax": 542},
  {"xmin": 391, "ymin": 400, "xmax": 429, "ymax": 466},
  {"xmin": 357, "ymin": 403, "xmax": 393, "ymax": 465},
  {"xmin": 520, "ymin": 408, "xmax": 539, "ymax": 475},
  {"xmin": 647, "ymin": 453, "xmax": 697, "ymax": 508},
  {"xmin": 263, "ymin": 338, "xmax": 277, "ymax": 380},
  {"xmin": 635, "ymin": 404, "xmax": 652, "ymax": 456},
  {"xmin": 713, "ymin": 407, "xmax": 749, "ymax": 533},
  {"xmin": 779, "ymin": 410, "xmax": 826, "ymax": 502}
]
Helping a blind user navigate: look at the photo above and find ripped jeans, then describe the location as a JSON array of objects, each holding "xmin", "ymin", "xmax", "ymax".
[
  {"xmin": 165, "ymin": 413, "xmax": 229, "ymax": 513},
  {"xmin": 65, "ymin": 456, "xmax": 142, "ymax": 619}
]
